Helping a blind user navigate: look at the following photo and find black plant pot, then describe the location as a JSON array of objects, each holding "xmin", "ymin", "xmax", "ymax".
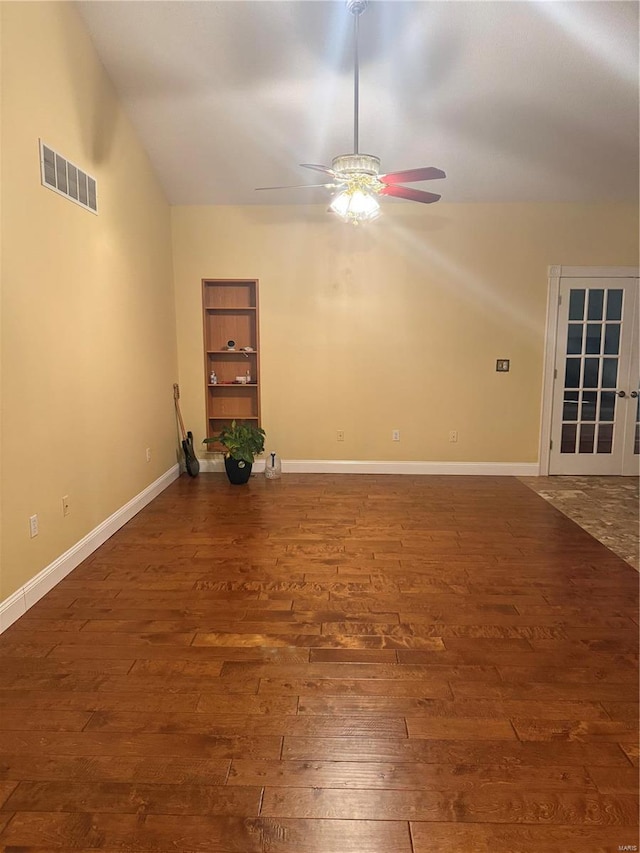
[{"xmin": 224, "ymin": 456, "xmax": 253, "ymax": 485}]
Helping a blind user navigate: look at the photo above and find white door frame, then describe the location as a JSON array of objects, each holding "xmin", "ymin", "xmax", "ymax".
[{"xmin": 539, "ymin": 265, "xmax": 639, "ymax": 476}]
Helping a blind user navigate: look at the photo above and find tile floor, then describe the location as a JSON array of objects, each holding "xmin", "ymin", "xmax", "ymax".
[{"xmin": 519, "ymin": 476, "xmax": 639, "ymax": 570}]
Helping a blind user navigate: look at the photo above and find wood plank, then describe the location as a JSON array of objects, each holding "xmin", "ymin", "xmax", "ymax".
[
  {"xmin": 0, "ymin": 813, "xmax": 267, "ymax": 851},
  {"xmin": 282, "ymin": 737, "xmax": 631, "ymax": 766},
  {"xmin": 228, "ymin": 760, "xmax": 596, "ymax": 792},
  {"xmin": 0, "ymin": 689, "xmax": 201, "ymax": 713},
  {"xmin": 49, "ymin": 644, "xmax": 310, "ymax": 663},
  {"xmin": 222, "ymin": 661, "xmax": 497, "ymax": 679},
  {"xmin": 499, "ymin": 666, "xmax": 639, "ymax": 685},
  {"xmin": 451, "ymin": 681, "xmax": 636, "ymax": 703},
  {"xmin": 260, "ymin": 787, "xmax": 639, "ymax": 824},
  {"xmin": 511, "ymin": 719, "xmax": 639, "ymax": 742},
  {"xmin": 410, "ymin": 822, "xmax": 640, "ymax": 853},
  {"xmin": 297, "ymin": 696, "xmax": 611, "ymax": 720},
  {"xmin": 0, "ymin": 812, "xmax": 411, "ymax": 853},
  {"xmin": 309, "ymin": 649, "xmax": 398, "ymax": 663},
  {"xmin": 84, "ymin": 711, "xmax": 407, "ymax": 738},
  {"xmin": 0, "ymin": 710, "xmax": 93, "ymax": 732},
  {"xmin": 258, "ymin": 677, "xmax": 453, "ymax": 698},
  {"xmin": 587, "ymin": 767, "xmax": 639, "ymax": 794},
  {"xmin": 1, "ymin": 781, "xmax": 262, "ymax": 816},
  {"xmin": 195, "ymin": 695, "xmax": 299, "ymax": 715},
  {"xmin": 0, "ymin": 731, "xmax": 282, "ymax": 759},
  {"xmin": 404, "ymin": 717, "xmax": 517, "ymax": 740},
  {"xmin": 601, "ymin": 701, "xmax": 639, "ymax": 722},
  {"xmin": 0, "ymin": 755, "xmax": 230, "ymax": 785}
]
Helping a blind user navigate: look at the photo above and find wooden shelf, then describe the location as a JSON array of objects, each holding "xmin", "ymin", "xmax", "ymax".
[
  {"xmin": 203, "ymin": 279, "xmax": 261, "ymax": 443},
  {"xmin": 204, "ymin": 305, "xmax": 258, "ymax": 313}
]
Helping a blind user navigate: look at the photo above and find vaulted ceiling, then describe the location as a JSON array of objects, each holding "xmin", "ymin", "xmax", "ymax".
[{"xmin": 77, "ymin": 1, "xmax": 639, "ymax": 206}]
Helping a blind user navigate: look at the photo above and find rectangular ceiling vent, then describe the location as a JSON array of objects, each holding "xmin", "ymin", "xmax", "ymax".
[{"xmin": 39, "ymin": 140, "xmax": 98, "ymax": 214}]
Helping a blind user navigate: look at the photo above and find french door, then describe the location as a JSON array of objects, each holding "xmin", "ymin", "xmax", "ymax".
[{"xmin": 548, "ymin": 271, "xmax": 639, "ymax": 475}]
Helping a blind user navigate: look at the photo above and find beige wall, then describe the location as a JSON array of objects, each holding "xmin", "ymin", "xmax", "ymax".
[
  {"xmin": 172, "ymin": 203, "xmax": 638, "ymax": 464},
  {"xmin": 1, "ymin": 1, "xmax": 637, "ymax": 607},
  {"xmin": 0, "ymin": 2, "xmax": 178, "ymax": 601}
]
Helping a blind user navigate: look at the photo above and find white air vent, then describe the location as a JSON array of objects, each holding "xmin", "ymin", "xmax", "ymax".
[{"xmin": 39, "ymin": 140, "xmax": 98, "ymax": 214}]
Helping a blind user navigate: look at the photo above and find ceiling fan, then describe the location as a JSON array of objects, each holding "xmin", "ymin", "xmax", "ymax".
[{"xmin": 256, "ymin": 0, "xmax": 446, "ymax": 223}]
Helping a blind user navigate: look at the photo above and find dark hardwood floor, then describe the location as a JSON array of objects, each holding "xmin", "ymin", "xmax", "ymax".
[{"xmin": 0, "ymin": 473, "xmax": 638, "ymax": 852}]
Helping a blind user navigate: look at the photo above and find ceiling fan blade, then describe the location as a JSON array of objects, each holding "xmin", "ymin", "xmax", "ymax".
[
  {"xmin": 379, "ymin": 185, "xmax": 442, "ymax": 204},
  {"xmin": 256, "ymin": 183, "xmax": 335, "ymax": 191},
  {"xmin": 379, "ymin": 167, "xmax": 446, "ymax": 185},
  {"xmin": 300, "ymin": 163, "xmax": 336, "ymax": 176}
]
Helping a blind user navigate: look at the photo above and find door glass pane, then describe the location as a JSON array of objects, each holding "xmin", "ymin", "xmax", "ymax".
[
  {"xmin": 583, "ymin": 358, "xmax": 599, "ymax": 388},
  {"xmin": 599, "ymin": 391, "xmax": 616, "ymax": 422},
  {"xmin": 565, "ymin": 358, "xmax": 581, "ymax": 388},
  {"xmin": 587, "ymin": 289, "xmax": 604, "ymax": 321},
  {"xmin": 579, "ymin": 423, "xmax": 595, "ymax": 454},
  {"xmin": 555, "ymin": 281, "xmax": 636, "ymax": 470},
  {"xmin": 563, "ymin": 391, "xmax": 579, "ymax": 421},
  {"xmin": 585, "ymin": 325, "xmax": 602, "ymax": 354},
  {"xmin": 567, "ymin": 324, "xmax": 583, "ymax": 354},
  {"xmin": 597, "ymin": 423, "xmax": 613, "ymax": 454},
  {"xmin": 581, "ymin": 391, "xmax": 597, "ymax": 421},
  {"xmin": 601, "ymin": 358, "xmax": 618, "ymax": 388},
  {"xmin": 568, "ymin": 289, "xmax": 585, "ymax": 321},
  {"xmin": 561, "ymin": 423, "xmax": 577, "ymax": 454},
  {"xmin": 606, "ymin": 289, "xmax": 623, "ymax": 321},
  {"xmin": 603, "ymin": 324, "xmax": 620, "ymax": 355}
]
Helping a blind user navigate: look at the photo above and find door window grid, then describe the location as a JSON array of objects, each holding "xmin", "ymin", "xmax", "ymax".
[{"xmin": 561, "ymin": 288, "xmax": 623, "ymax": 455}]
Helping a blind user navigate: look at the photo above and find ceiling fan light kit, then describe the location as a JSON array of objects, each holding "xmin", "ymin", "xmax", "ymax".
[
  {"xmin": 330, "ymin": 187, "xmax": 381, "ymax": 223},
  {"xmin": 256, "ymin": 0, "xmax": 446, "ymax": 224}
]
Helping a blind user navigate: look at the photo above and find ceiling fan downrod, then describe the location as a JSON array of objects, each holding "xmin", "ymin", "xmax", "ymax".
[
  {"xmin": 347, "ymin": 0, "xmax": 367, "ymax": 155},
  {"xmin": 332, "ymin": 0, "xmax": 380, "ymax": 179}
]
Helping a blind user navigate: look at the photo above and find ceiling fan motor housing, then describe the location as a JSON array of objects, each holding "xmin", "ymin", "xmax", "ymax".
[{"xmin": 332, "ymin": 153, "xmax": 380, "ymax": 176}]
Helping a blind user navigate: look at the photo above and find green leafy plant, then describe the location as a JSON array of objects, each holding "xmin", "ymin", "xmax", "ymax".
[{"xmin": 203, "ymin": 420, "xmax": 266, "ymax": 465}]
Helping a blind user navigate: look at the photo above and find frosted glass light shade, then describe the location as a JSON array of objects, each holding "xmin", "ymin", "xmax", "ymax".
[{"xmin": 330, "ymin": 189, "xmax": 380, "ymax": 223}]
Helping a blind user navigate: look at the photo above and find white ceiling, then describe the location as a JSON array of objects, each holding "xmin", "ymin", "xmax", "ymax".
[{"xmin": 77, "ymin": 0, "xmax": 639, "ymax": 206}]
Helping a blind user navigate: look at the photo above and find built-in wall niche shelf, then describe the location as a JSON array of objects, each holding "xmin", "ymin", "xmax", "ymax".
[{"xmin": 202, "ymin": 280, "xmax": 261, "ymax": 444}]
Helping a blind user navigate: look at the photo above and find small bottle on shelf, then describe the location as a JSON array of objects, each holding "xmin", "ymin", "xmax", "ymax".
[
  {"xmin": 210, "ymin": 370, "xmax": 217, "ymax": 385},
  {"xmin": 246, "ymin": 368, "xmax": 251, "ymax": 384}
]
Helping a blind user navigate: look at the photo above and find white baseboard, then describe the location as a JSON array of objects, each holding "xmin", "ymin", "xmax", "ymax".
[
  {"xmin": 281, "ymin": 460, "xmax": 539, "ymax": 475},
  {"xmin": 199, "ymin": 456, "xmax": 265, "ymax": 473},
  {"xmin": 199, "ymin": 457, "xmax": 538, "ymax": 476},
  {"xmin": 0, "ymin": 464, "xmax": 180, "ymax": 634}
]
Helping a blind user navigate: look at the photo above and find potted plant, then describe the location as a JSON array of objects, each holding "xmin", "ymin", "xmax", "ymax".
[{"xmin": 203, "ymin": 420, "xmax": 266, "ymax": 485}]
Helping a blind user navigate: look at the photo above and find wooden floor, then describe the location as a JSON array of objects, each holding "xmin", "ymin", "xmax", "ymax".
[{"xmin": 0, "ymin": 473, "xmax": 638, "ymax": 853}]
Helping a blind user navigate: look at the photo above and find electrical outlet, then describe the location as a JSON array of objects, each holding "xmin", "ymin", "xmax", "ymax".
[
  {"xmin": 29, "ymin": 514, "xmax": 39, "ymax": 538},
  {"xmin": 337, "ymin": 430, "xmax": 345, "ymax": 442},
  {"xmin": 62, "ymin": 495, "xmax": 70, "ymax": 517},
  {"xmin": 146, "ymin": 447, "xmax": 152, "ymax": 462},
  {"xmin": 392, "ymin": 430, "xmax": 400, "ymax": 441},
  {"xmin": 449, "ymin": 430, "xmax": 458, "ymax": 443}
]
